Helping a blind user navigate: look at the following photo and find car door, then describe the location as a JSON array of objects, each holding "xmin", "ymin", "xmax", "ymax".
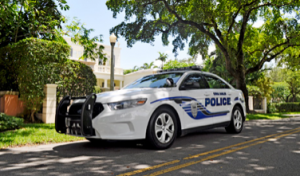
[
  {"xmin": 179, "ymin": 73, "xmax": 215, "ymax": 129},
  {"xmin": 202, "ymin": 74, "xmax": 232, "ymax": 124}
]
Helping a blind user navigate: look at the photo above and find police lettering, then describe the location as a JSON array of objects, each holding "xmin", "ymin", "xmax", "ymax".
[{"xmin": 205, "ymin": 97, "xmax": 231, "ymax": 107}]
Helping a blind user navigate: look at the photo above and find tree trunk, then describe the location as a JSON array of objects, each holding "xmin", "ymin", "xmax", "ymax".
[
  {"xmin": 31, "ymin": 110, "xmax": 35, "ymax": 122},
  {"xmin": 292, "ymin": 95, "xmax": 297, "ymax": 102},
  {"xmin": 286, "ymin": 94, "xmax": 291, "ymax": 102},
  {"xmin": 236, "ymin": 68, "xmax": 249, "ymax": 113}
]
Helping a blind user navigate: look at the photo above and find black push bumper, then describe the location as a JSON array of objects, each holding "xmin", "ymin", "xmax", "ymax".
[{"xmin": 55, "ymin": 94, "xmax": 104, "ymax": 136}]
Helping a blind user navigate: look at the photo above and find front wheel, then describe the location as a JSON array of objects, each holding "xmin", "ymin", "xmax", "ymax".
[
  {"xmin": 225, "ymin": 106, "xmax": 244, "ymax": 133},
  {"xmin": 146, "ymin": 107, "xmax": 178, "ymax": 149}
]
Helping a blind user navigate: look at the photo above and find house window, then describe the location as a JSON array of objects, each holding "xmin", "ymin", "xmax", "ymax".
[{"xmin": 70, "ymin": 48, "xmax": 73, "ymax": 57}]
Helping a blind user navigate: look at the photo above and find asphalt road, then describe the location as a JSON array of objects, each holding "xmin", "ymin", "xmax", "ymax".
[{"xmin": 1, "ymin": 117, "xmax": 300, "ymax": 176}]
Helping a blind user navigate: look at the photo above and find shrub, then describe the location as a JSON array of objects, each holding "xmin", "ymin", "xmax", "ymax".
[
  {"xmin": 0, "ymin": 113, "xmax": 24, "ymax": 132},
  {"xmin": 267, "ymin": 103, "xmax": 277, "ymax": 113},
  {"xmin": 56, "ymin": 59, "xmax": 96, "ymax": 98},
  {"xmin": 274, "ymin": 102, "xmax": 300, "ymax": 112},
  {"xmin": 0, "ymin": 38, "xmax": 70, "ymax": 122},
  {"xmin": 271, "ymin": 83, "xmax": 290, "ymax": 103},
  {"xmin": 94, "ymin": 86, "xmax": 101, "ymax": 94}
]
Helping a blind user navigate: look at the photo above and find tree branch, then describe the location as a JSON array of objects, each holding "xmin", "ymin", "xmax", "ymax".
[
  {"xmin": 249, "ymin": 1, "xmax": 294, "ymax": 11},
  {"xmin": 236, "ymin": 10, "xmax": 251, "ymax": 60},
  {"xmin": 246, "ymin": 44, "xmax": 300, "ymax": 75},
  {"xmin": 227, "ymin": 5, "xmax": 242, "ymax": 34},
  {"xmin": 160, "ymin": 0, "xmax": 236, "ymax": 75},
  {"xmin": 211, "ymin": 18, "xmax": 224, "ymax": 44}
]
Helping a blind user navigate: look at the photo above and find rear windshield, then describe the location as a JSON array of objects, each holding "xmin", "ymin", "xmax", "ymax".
[{"xmin": 123, "ymin": 73, "xmax": 183, "ymax": 89}]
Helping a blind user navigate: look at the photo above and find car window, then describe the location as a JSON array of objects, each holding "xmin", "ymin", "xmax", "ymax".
[
  {"xmin": 203, "ymin": 75, "xmax": 230, "ymax": 89},
  {"xmin": 123, "ymin": 72, "xmax": 183, "ymax": 89},
  {"xmin": 180, "ymin": 74, "xmax": 209, "ymax": 90}
]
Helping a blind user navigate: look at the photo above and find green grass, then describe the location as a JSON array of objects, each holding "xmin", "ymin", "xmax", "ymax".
[
  {"xmin": 0, "ymin": 123, "xmax": 84, "ymax": 149},
  {"xmin": 246, "ymin": 112, "xmax": 300, "ymax": 121}
]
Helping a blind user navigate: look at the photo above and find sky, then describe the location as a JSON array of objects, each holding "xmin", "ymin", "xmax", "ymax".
[{"xmin": 59, "ymin": 0, "xmax": 206, "ymax": 69}]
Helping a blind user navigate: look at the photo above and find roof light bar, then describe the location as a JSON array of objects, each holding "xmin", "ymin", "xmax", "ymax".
[{"xmin": 158, "ymin": 65, "xmax": 203, "ymax": 73}]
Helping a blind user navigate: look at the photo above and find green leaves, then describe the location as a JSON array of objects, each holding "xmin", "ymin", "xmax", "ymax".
[
  {"xmin": 0, "ymin": 113, "xmax": 24, "ymax": 132},
  {"xmin": 56, "ymin": 59, "xmax": 97, "ymax": 98},
  {"xmin": 63, "ymin": 19, "xmax": 108, "ymax": 63},
  {"xmin": 163, "ymin": 59, "xmax": 195, "ymax": 70},
  {"xmin": 0, "ymin": 38, "xmax": 70, "ymax": 121},
  {"xmin": 0, "ymin": 0, "xmax": 68, "ymax": 48}
]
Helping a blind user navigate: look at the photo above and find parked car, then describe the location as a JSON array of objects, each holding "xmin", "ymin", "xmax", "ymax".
[{"xmin": 55, "ymin": 66, "xmax": 246, "ymax": 149}]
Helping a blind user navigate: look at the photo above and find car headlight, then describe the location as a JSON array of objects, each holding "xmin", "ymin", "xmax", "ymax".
[{"xmin": 107, "ymin": 98, "xmax": 147, "ymax": 110}]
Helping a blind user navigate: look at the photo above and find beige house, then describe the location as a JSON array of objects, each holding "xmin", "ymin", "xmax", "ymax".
[{"xmin": 65, "ymin": 37, "xmax": 159, "ymax": 90}]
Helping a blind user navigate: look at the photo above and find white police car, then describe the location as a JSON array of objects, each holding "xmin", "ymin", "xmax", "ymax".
[{"xmin": 55, "ymin": 66, "xmax": 246, "ymax": 149}]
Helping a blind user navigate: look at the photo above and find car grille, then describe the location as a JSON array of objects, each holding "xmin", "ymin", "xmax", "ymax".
[{"xmin": 65, "ymin": 102, "xmax": 104, "ymax": 136}]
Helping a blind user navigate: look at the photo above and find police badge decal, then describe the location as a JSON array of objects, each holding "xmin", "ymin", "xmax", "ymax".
[{"xmin": 191, "ymin": 100, "xmax": 198, "ymax": 118}]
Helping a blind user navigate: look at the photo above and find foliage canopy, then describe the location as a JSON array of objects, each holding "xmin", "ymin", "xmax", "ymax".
[
  {"xmin": 0, "ymin": 38, "xmax": 96, "ymax": 121},
  {"xmin": 107, "ymin": 0, "xmax": 300, "ymax": 111}
]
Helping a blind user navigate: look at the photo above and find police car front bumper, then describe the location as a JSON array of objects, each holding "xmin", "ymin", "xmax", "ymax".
[
  {"xmin": 89, "ymin": 105, "xmax": 151, "ymax": 140},
  {"xmin": 55, "ymin": 94, "xmax": 151, "ymax": 140}
]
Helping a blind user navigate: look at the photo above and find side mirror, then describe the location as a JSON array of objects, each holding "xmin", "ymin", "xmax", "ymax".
[{"xmin": 166, "ymin": 78, "xmax": 174, "ymax": 87}]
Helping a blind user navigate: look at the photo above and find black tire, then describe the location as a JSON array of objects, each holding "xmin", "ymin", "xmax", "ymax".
[
  {"xmin": 225, "ymin": 106, "xmax": 244, "ymax": 133},
  {"xmin": 146, "ymin": 106, "xmax": 178, "ymax": 149}
]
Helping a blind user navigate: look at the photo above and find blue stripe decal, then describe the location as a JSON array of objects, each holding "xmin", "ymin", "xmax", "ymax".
[
  {"xmin": 150, "ymin": 96, "xmax": 197, "ymax": 104},
  {"xmin": 150, "ymin": 96, "xmax": 229, "ymax": 120}
]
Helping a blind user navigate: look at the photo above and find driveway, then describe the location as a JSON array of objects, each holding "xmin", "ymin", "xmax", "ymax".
[{"xmin": 1, "ymin": 117, "xmax": 300, "ymax": 176}]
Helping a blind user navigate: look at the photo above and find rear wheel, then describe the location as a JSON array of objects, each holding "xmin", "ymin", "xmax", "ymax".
[
  {"xmin": 225, "ymin": 106, "xmax": 244, "ymax": 133},
  {"xmin": 146, "ymin": 107, "xmax": 178, "ymax": 149}
]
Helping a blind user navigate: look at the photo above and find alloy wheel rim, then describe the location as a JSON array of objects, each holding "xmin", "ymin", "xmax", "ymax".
[
  {"xmin": 233, "ymin": 110, "xmax": 242, "ymax": 130},
  {"xmin": 155, "ymin": 113, "xmax": 174, "ymax": 144}
]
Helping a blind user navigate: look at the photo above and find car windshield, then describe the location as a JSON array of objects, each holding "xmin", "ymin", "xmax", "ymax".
[{"xmin": 123, "ymin": 72, "xmax": 183, "ymax": 89}]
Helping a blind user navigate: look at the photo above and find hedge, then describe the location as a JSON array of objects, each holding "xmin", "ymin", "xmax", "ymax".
[
  {"xmin": 274, "ymin": 102, "xmax": 300, "ymax": 112},
  {"xmin": 0, "ymin": 113, "xmax": 24, "ymax": 132}
]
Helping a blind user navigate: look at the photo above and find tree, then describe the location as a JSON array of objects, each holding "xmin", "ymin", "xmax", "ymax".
[
  {"xmin": 60, "ymin": 19, "xmax": 108, "ymax": 62},
  {"xmin": 0, "ymin": 38, "xmax": 97, "ymax": 122},
  {"xmin": 268, "ymin": 67, "xmax": 287, "ymax": 82},
  {"xmin": 0, "ymin": 0, "xmax": 69, "ymax": 48},
  {"xmin": 271, "ymin": 82, "xmax": 290, "ymax": 103},
  {"xmin": 286, "ymin": 71, "xmax": 300, "ymax": 102},
  {"xmin": 0, "ymin": 0, "xmax": 69, "ymax": 91},
  {"xmin": 140, "ymin": 62, "xmax": 158, "ymax": 69},
  {"xmin": 106, "ymin": 0, "xmax": 300, "ymax": 112},
  {"xmin": 163, "ymin": 59, "xmax": 195, "ymax": 69},
  {"xmin": 0, "ymin": 38, "xmax": 70, "ymax": 122},
  {"xmin": 180, "ymin": 56, "xmax": 197, "ymax": 64},
  {"xmin": 156, "ymin": 52, "xmax": 168, "ymax": 68}
]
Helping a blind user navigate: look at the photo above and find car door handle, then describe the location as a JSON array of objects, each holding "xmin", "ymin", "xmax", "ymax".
[{"xmin": 204, "ymin": 94, "xmax": 210, "ymax": 96}]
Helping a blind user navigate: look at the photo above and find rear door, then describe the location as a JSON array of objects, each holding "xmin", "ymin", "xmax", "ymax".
[
  {"xmin": 202, "ymin": 74, "xmax": 233, "ymax": 124},
  {"xmin": 179, "ymin": 73, "xmax": 214, "ymax": 129}
]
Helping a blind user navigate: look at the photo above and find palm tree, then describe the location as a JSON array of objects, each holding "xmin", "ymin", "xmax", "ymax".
[
  {"xmin": 133, "ymin": 65, "xmax": 139, "ymax": 71},
  {"xmin": 140, "ymin": 62, "xmax": 158, "ymax": 69},
  {"xmin": 156, "ymin": 52, "xmax": 168, "ymax": 69}
]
